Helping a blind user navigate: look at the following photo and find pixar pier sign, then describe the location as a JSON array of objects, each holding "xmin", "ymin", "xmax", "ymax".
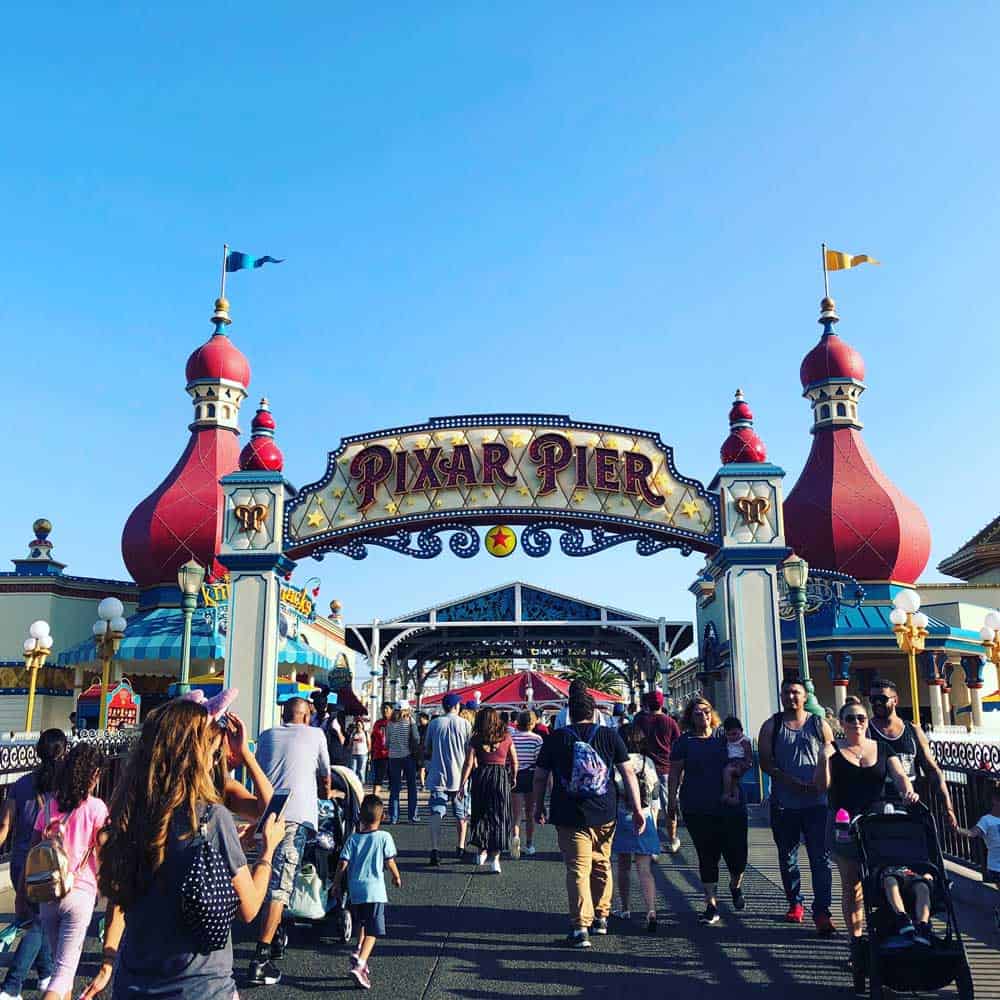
[{"xmin": 284, "ymin": 415, "xmax": 719, "ymax": 560}]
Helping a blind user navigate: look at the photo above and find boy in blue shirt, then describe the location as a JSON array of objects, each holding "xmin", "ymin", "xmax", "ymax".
[{"xmin": 333, "ymin": 794, "xmax": 401, "ymax": 990}]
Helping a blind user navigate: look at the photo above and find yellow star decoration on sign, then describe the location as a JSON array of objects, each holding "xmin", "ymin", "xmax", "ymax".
[
  {"xmin": 306, "ymin": 510, "xmax": 326, "ymax": 528},
  {"xmin": 508, "ymin": 433, "xmax": 526, "ymax": 448},
  {"xmin": 331, "ymin": 488, "xmax": 344, "ymax": 499},
  {"xmin": 680, "ymin": 500, "xmax": 700, "ymax": 519},
  {"xmin": 434, "ymin": 500, "xmax": 444, "ymax": 508},
  {"xmin": 572, "ymin": 492, "xmax": 586, "ymax": 504},
  {"xmin": 384, "ymin": 501, "xmax": 399, "ymax": 515},
  {"xmin": 485, "ymin": 525, "xmax": 517, "ymax": 558},
  {"xmin": 517, "ymin": 486, "xmax": 531, "ymax": 497}
]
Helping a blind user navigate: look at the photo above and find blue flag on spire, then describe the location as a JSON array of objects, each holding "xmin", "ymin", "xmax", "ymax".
[{"xmin": 225, "ymin": 251, "xmax": 284, "ymax": 272}]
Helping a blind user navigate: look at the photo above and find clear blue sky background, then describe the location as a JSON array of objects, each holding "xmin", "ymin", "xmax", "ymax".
[{"xmin": 3, "ymin": 4, "xmax": 997, "ymax": 650}]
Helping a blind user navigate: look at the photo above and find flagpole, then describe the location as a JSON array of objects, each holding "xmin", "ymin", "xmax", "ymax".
[
  {"xmin": 821, "ymin": 242, "xmax": 830, "ymax": 299},
  {"xmin": 220, "ymin": 244, "xmax": 229, "ymax": 300}
]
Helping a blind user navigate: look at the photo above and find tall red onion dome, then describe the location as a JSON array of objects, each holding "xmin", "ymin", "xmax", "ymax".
[
  {"xmin": 239, "ymin": 398, "xmax": 284, "ymax": 472},
  {"xmin": 720, "ymin": 388, "xmax": 767, "ymax": 464},
  {"xmin": 122, "ymin": 298, "xmax": 250, "ymax": 591},
  {"xmin": 783, "ymin": 298, "xmax": 931, "ymax": 583}
]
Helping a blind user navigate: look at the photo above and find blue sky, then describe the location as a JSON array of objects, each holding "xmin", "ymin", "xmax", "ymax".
[{"xmin": 3, "ymin": 4, "xmax": 997, "ymax": 649}]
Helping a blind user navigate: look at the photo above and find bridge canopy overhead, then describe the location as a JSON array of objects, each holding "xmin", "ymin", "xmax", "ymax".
[{"xmin": 345, "ymin": 582, "xmax": 691, "ymax": 677}]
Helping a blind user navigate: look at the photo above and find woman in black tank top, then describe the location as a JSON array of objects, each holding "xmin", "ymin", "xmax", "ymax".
[{"xmin": 814, "ymin": 697, "xmax": 918, "ymax": 947}]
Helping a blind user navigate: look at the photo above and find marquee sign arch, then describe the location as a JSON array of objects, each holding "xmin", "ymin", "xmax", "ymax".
[{"xmin": 283, "ymin": 414, "xmax": 721, "ymax": 561}]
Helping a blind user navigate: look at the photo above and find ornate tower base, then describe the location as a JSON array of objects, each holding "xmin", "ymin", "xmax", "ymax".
[{"xmin": 219, "ymin": 470, "xmax": 295, "ymax": 736}]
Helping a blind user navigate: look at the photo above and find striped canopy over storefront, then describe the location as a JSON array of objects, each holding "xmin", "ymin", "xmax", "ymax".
[{"xmin": 58, "ymin": 607, "xmax": 330, "ymax": 671}]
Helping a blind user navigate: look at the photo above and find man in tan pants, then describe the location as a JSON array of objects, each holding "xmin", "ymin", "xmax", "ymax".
[{"xmin": 534, "ymin": 692, "xmax": 646, "ymax": 949}]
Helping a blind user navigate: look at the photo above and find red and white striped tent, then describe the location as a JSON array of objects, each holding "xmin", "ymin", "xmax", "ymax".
[{"xmin": 420, "ymin": 670, "xmax": 622, "ymax": 713}]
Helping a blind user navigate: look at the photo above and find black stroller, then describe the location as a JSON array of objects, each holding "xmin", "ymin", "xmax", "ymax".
[
  {"xmin": 280, "ymin": 765, "xmax": 364, "ymax": 945},
  {"xmin": 852, "ymin": 802, "xmax": 974, "ymax": 999}
]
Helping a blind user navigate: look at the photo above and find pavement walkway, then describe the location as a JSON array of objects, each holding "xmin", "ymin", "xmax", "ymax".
[{"xmin": 0, "ymin": 806, "xmax": 996, "ymax": 999}]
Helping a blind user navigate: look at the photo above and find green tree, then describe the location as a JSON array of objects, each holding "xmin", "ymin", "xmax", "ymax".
[
  {"xmin": 464, "ymin": 657, "xmax": 513, "ymax": 683},
  {"xmin": 564, "ymin": 658, "xmax": 622, "ymax": 695}
]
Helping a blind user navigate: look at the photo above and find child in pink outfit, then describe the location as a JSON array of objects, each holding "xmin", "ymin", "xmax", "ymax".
[{"xmin": 31, "ymin": 744, "xmax": 107, "ymax": 1000}]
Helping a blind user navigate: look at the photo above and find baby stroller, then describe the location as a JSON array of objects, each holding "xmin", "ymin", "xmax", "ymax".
[
  {"xmin": 281, "ymin": 765, "xmax": 364, "ymax": 945},
  {"xmin": 852, "ymin": 802, "xmax": 974, "ymax": 999}
]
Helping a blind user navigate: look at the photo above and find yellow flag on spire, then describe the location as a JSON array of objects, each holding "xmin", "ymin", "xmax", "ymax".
[{"xmin": 825, "ymin": 248, "xmax": 880, "ymax": 271}]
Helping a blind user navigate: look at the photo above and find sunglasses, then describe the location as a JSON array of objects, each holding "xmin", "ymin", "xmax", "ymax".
[
  {"xmin": 870, "ymin": 695, "xmax": 890, "ymax": 704},
  {"xmin": 843, "ymin": 714, "xmax": 867, "ymax": 724}
]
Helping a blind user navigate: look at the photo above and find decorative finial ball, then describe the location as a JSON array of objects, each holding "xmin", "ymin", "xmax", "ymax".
[
  {"xmin": 33, "ymin": 518, "xmax": 52, "ymax": 539},
  {"xmin": 330, "ymin": 599, "xmax": 343, "ymax": 614}
]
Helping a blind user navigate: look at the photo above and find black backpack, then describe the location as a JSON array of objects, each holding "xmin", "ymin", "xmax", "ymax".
[{"xmin": 178, "ymin": 808, "xmax": 238, "ymax": 954}]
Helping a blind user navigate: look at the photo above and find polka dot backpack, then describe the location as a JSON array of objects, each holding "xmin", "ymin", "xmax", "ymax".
[{"xmin": 179, "ymin": 807, "xmax": 239, "ymax": 953}]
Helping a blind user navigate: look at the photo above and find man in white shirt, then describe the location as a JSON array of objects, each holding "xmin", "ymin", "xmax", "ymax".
[{"xmin": 424, "ymin": 693, "xmax": 472, "ymax": 866}]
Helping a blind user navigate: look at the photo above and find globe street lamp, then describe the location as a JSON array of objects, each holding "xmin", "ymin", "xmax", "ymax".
[
  {"xmin": 176, "ymin": 559, "xmax": 206, "ymax": 695},
  {"xmin": 22, "ymin": 620, "xmax": 54, "ymax": 731},
  {"xmin": 93, "ymin": 599, "xmax": 128, "ymax": 730},
  {"xmin": 890, "ymin": 589, "xmax": 929, "ymax": 723},
  {"xmin": 977, "ymin": 609, "xmax": 1000, "ymax": 673},
  {"xmin": 782, "ymin": 554, "xmax": 824, "ymax": 718}
]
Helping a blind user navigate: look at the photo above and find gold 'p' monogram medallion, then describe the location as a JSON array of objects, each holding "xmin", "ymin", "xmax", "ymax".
[
  {"xmin": 234, "ymin": 503, "xmax": 269, "ymax": 533},
  {"xmin": 735, "ymin": 495, "xmax": 770, "ymax": 527}
]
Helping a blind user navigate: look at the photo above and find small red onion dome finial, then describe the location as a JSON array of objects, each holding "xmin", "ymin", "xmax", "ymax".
[
  {"xmin": 720, "ymin": 388, "xmax": 767, "ymax": 464},
  {"xmin": 184, "ymin": 298, "xmax": 251, "ymax": 387},
  {"xmin": 799, "ymin": 296, "xmax": 865, "ymax": 388},
  {"xmin": 239, "ymin": 397, "xmax": 284, "ymax": 472}
]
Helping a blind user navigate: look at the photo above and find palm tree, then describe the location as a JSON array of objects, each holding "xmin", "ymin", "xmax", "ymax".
[
  {"xmin": 564, "ymin": 658, "xmax": 622, "ymax": 695},
  {"xmin": 464, "ymin": 657, "xmax": 514, "ymax": 683}
]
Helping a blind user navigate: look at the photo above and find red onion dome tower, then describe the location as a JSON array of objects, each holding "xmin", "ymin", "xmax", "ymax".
[
  {"xmin": 783, "ymin": 298, "xmax": 931, "ymax": 583},
  {"xmin": 122, "ymin": 298, "xmax": 250, "ymax": 593},
  {"xmin": 239, "ymin": 398, "xmax": 284, "ymax": 472},
  {"xmin": 720, "ymin": 388, "xmax": 767, "ymax": 464}
]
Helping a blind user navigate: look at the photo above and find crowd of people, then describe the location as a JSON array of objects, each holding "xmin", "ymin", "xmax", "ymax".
[{"xmin": 0, "ymin": 674, "xmax": 991, "ymax": 997}]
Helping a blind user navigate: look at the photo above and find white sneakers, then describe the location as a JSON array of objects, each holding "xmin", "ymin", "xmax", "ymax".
[
  {"xmin": 667, "ymin": 836, "xmax": 682, "ymax": 853},
  {"xmin": 524, "ymin": 844, "xmax": 537, "ymax": 856},
  {"xmin": 477, "ymin": 850, "xmax": 488, "ymax": 867},
  {"xmin": 0, "ymin": 991, "xmax": 23, "ymax": 1000},
  {"xmin": 491, "ymin": 856, "xmax": 502, "ymax": 875}
]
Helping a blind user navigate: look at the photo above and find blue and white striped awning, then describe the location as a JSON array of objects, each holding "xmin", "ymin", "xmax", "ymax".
[{"xmin": 58, "ymin": 608, "xmax": 330, "ymax": 671}]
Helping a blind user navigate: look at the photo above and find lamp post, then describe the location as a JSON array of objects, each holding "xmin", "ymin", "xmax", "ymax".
[
  {"xmin": 93, "ymin": 599, "xmax": 128, "ymax": 730},
  {"xmin": 782, "ymin": 554, "xmax": 824, "ymax": 718},
  {"xmin": 977, "ymin": 610, "xmax": 1000, "ymax": 695},
  {"xmin": 22, "ymin": 621, "xmax": 54, "ymax": 731},
  {"xmin": 177, "ymin": 559, "xmax": 206, "ymax": 695},
  {"xmin": 889, "ymin": 589, "xmax": 929, "ymax": 723}
]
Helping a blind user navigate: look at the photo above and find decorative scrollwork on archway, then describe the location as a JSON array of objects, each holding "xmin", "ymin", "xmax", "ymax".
[
  {"xmin": 324, "ymin": 524, "xmax": 481, "ymax": 561},
  {"xmin": 520, "ymin": 522, "xmax": 691, "ymax": 559}
]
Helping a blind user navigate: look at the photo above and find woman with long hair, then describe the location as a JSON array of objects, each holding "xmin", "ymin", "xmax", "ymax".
[
  {"xmin": 460, "ymin": 707, "xmax": 517, "ymax": 874},
  {"xmin": 667, "ymin": 696, "xmax": 750, "ymax": 926},
  {"xmin": 82, "ymin": 699, "xmax": 284, "ymax": 1000},
  {"xmin": 0, "ymin": 729, "xmax": 66, "ymax": 1000},
  {"xmin": 510, "ymin": 711, "xmax": 543, "ymax": 858},
  {"xmin": 30, "ymin": 742, "xmax": 106, "ymax": 1000},
  {"xmin": 386, "ymin": 705, "xmax": 420, "ymax": 824},
  {"xmin": 815, "ymin": 695, "xmax": 917, "ymax": 955},
  {"xmin": 611, "ymin": 724, "xmax": 662, "ymax": 932}
]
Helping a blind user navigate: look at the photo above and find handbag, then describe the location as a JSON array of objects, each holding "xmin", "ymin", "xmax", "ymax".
[
  {"xmin": 408, "ymin": 722, "xmax": 421, "ymax": 757},
  {"xmin": 287, "ymin": 864, "xmax": 329, "ymax": 921},
  {"xmin": 178, "ymin": 808, "xmax": 239, "ymax": 954}
]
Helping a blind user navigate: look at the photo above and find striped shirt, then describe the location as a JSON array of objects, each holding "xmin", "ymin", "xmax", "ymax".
[
  {"xmin": 511, "ymin": 729, "xmax": 543, "ymax": 772},
  {"xmin": 386, "ymin": 719, "xmax": 418, "ymax": 759}
]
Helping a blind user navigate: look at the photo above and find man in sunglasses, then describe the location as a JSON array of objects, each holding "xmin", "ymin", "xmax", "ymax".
[{"xmin": 867, "ymin": 679, "xmax": 957, "ymax": 829}]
